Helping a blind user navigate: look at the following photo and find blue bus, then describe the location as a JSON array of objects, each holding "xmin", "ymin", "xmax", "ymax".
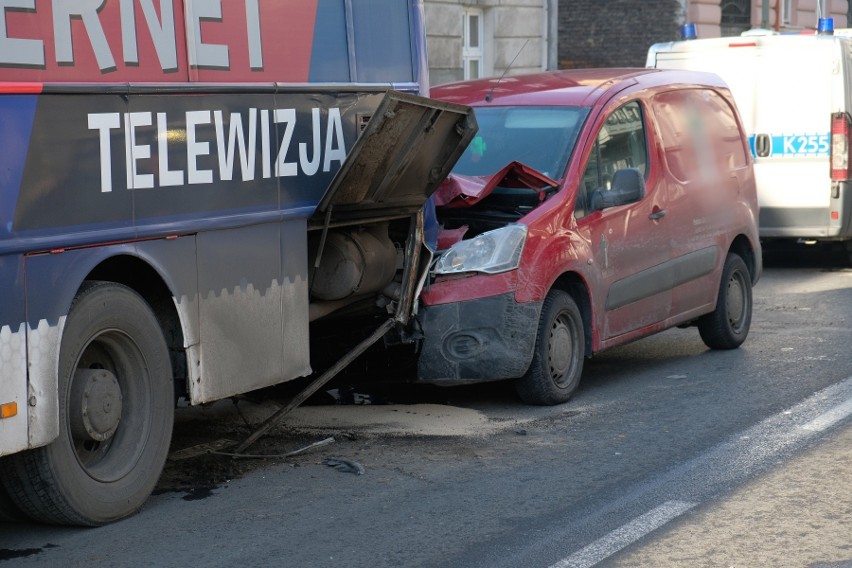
[{"xmin": 0, "ymin": 0, "xmax": 474, "ymax": 525}]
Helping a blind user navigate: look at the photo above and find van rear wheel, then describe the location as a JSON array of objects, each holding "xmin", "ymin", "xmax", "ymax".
[
  {"xmin": 0, "ymin": 282, "xmax": 174, "ymax": 526},
  {"xmin": 515, "ymin": 290, "xmax": 585, "ymax": 405},
  {"xmin": 698, "ymin": 253, "xmax": 752, "ymax": 350}
]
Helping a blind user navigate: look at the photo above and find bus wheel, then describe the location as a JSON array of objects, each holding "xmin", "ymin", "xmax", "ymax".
[
  {"xmin": 515, "ymin": 289, "xmax": 585, "ymax": 406},
  {"xmin": 0, "ymin": 282, "xmax": 174, "ymax": 526},
  {"xmin": 698, "ymin": 253, "xmax": 752, "ymax": 350},
  {"xmin": 0, "ymin": 475, "xmax": 25, "ymax": 522}
]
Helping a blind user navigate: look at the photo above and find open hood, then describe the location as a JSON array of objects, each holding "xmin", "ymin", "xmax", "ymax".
[{"xmin": 310, "ymin": 91, "xmax": 478, "ymax": 228}]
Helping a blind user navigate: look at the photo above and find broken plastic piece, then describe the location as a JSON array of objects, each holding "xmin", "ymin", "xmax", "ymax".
[{"xmin": 323, "ymin": 457, "xmax": 365, "ymax": 475}]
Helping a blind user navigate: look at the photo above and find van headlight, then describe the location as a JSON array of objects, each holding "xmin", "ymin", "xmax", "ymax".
[{"xmin": 433, "ymin": 224, "xmax": 527, "ymax": 275}]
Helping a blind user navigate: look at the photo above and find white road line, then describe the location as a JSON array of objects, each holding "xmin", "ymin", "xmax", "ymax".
[
  {"xmin": 538, "ymin": 379, "xmax": 852, "ymax": 568},
  {"xmin": 801, "ymin": 397, "xmax": 852, "ymax": 432},
  {"xmin": 548, "ymin": 500, "xmax": 696, "ymax": 568}
]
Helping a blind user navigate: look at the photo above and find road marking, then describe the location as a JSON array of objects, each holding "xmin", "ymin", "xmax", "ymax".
[
  {"xmin": 801, "ymin": 397, "xmax": 852, "ymax": 432},
  {"xmin": 546, "ymin": 378, "xmax": 852, "ymax": 568},
  {"xmin": 548, "ymin": 500, "xmax": 696, "ymax": 568},
  {"xmin": 521, "ymin": 378, "xmax": 852, "ymax": 568}
]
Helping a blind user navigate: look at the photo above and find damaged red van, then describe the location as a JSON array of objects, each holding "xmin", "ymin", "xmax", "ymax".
[{"xmin": 416, "ymin": 68, "xmax": 762, "ymax": 405}]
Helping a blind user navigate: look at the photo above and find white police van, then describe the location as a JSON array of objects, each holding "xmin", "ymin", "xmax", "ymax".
[{"xmin": 647, "ymin": 19, "xmax": 852, "ymax": 258}]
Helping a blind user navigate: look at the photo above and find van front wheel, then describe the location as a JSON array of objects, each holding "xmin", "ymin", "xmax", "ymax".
[
  {"xmin": 515, "ymin": 290, "xmax": 585, "ymax": 406},
  {"xmin": 698, "ymin": 253, "xmax": 752, "ymax": 350}
]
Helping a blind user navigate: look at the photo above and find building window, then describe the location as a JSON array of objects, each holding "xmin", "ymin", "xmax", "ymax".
[
  {"xmin": 721, "ymin": 0, "xmax": 751, "ymax": 36},
  {"xmin": 463, "ymin": 8, "xmax": 483, "ymax": 80},
  {"xmin": 782, "ymin": 0, "xmax": 793, "ymax": 25}
]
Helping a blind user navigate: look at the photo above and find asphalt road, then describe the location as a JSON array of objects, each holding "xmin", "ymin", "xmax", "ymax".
[{"xmin": 1, "ymin": 243, "xmax": 850, "ymax": 568}]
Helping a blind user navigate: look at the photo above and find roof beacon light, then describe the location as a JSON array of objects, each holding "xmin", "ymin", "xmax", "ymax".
[
  {"xmin": 818, "ymin": 17, "xmax": 834, "ymax": 35},
  {"xmin": 680, "ymin": 23, "xmax": 697, "ymax": 41}
]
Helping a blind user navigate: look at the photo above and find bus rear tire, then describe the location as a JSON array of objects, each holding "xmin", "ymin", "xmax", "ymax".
[
  {"xmin": 0, "ymin": 476, "xmax": 25, "ymax": 522},
  {"xmin": 0, "ymin": 282, "xmax": 174, "ymax": 526}
]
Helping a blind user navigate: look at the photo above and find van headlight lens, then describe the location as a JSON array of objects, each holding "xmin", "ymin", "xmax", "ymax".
[{"xmin": 434, "ymin": 224, "xmax": 527, "ymax": 275}]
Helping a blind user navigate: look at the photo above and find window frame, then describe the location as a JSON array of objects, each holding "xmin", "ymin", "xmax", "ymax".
[
  {"xmin": 463, "ymin": 7, "xmax": 484, "ymax": 80},
  {"xmin": 576, "ymin": 100, "xmax": 649, "ymax": 219},
  {"xmin": 720, "ymin": 0, "xmax": 752, "ymax": 36}
]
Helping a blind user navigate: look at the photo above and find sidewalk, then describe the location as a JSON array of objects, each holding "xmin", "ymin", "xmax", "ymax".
[{"xmin": 610, "ymin": 424, "xmax": 852, "ymax": 567}]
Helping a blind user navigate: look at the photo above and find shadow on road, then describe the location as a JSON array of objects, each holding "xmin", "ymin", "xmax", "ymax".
[{"xmin": 762, "ymin": 241, "xmax": 850, "ymax": 270}]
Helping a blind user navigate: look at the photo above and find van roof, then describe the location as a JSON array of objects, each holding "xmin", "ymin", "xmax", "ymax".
[
  {"xmin": 431, "ymin": 68, "xmax": 728, "ymax": 107},
  {"xmin": 650, "ymin": 31, "xmax": 850, "ymax": 55}
]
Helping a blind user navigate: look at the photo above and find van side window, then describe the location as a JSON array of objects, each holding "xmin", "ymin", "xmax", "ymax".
[
  {"xmin": 652, "ymin": 89, "xmax": 748, "ymax": 183},
  {"xmin": 576, "ymin": 101, "xmax": 647, "ymax": 218}
]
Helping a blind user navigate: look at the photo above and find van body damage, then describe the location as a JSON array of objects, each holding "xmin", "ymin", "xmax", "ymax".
[
  {"xmin": 433, "ymin": 162, "xmax": 559, "ymax": 248},
  {"xmin": 415, "ymin": 69, "xmax": 761, "ymax": 406}
]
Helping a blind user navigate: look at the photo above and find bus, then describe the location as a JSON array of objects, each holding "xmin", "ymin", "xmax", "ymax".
[{"xmin": 0, "ymin": 0, "xmax": 475, "ymax": 525}]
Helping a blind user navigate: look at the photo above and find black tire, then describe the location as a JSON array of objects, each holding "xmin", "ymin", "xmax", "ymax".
[
  {"xmin": 698, "ymin": 253, "xmax": 752, "ymax": 350},
  {"xmin": 0, "ymin": 282, "xmax": 174, "ymax": 526},
  {"xmin": 0, "ymin": 473, "xmax": 26, "ymax": 522},
  {"xmin": 515, "ymin": 290, "xmax": 585, "ymax": 405}
]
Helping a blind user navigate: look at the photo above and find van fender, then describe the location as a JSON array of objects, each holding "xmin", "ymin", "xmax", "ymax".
[{"xmin": 513, "ymin": 231, "xmax": 601, "ymax": 354}]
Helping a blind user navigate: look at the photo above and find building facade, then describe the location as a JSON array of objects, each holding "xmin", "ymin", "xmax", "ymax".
[
  {"xmin": 690, "ymin": 0, "xmax": 848, "ymax": 38},
  {"xmin": 559, "ymin": 0, "xmax": 849, "ymax": 69},
  {"xmin": 424, "ymin": 0, "xmax": 558, "ymax": 87}
]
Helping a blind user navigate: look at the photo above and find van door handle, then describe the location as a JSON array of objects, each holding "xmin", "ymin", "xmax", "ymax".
[
  {"xmin": 649, "ymin": 208, "xmax": 666, "ymax": 220},
  {"xmin": 755, "ymin": 133, "xmax": 771, "ymax": 157}
]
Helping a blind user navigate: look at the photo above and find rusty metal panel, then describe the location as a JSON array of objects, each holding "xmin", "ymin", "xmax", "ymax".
[{"xmin": 311, "ymin": 91, "xmax": 477, "ymax": 228}]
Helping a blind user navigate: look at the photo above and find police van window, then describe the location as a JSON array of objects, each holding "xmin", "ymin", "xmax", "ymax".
[{"xmin": 576, "ymin": 101, "xmax": 647, "ymax": 218}]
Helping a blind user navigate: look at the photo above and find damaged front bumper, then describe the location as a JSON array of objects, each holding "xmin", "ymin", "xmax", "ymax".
[{"xmin": 416, "ymin": 292, "xmax": 542, "ymax": 384}]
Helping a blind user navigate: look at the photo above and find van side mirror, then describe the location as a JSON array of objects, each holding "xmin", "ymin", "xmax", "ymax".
[{"xmin": 590, "ymin": 168, "xmax": 645, "ymax": 211}]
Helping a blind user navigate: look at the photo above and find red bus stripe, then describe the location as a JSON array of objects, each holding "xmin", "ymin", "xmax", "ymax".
[{"xmin": 0, "ymin": 83, "xmax": 43, "ymax": 94}]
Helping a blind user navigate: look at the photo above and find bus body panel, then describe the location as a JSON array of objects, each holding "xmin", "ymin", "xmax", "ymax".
[
  {"xmin": 0, "ymin": 255, "xmax": 27, "ymax": 456},
  {"xmin": 0, "ymin": 1, "xmax": 432, "ymax": 458},
  {"xmin": 0, "ymin": 0, "xmax": 419, "ymax": 85},
  {"xmin": 193, "ymin": 219, "xmax": 311, "ymax": 404},
  {"xmin": 0, "ymin": 87, "xmax": 384, "ymax": 450}
]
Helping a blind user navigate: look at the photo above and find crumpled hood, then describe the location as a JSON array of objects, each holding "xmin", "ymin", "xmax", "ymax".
[{"xmin": 434, "ymin": 161, "xmax": 559, "ymax": 208}]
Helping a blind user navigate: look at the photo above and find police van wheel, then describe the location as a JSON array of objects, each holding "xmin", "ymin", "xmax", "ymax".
[
  {"xmin": 0, "ymin": 282, "xmax": 174, "ymax": 526},
  {"xmin": 515, "ymin": 290, "xmax": 585, "ymax": 406},
  {"xmin": 698, "ymin": 253, "xmax": 752, "ymax": 350}
]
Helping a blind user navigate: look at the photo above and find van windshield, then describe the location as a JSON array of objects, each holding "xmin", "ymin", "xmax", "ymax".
[{"xmin": 452, "ymin": 106, "xmax": 590, "ymax": 180}]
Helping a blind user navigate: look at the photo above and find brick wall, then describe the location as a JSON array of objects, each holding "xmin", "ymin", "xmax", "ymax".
[{"xmin": 558, "ymin": 0, "xmax": 684, "ymax": 68}]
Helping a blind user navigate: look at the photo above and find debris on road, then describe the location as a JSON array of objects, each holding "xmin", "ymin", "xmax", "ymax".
[
  {"xmin": 323, "ymin": 458, "xmax": 366, "ymax": 475},
  {"xmin": 214, "ymin": 437, "xmax": 337, "ymax": 460},
  {"xmin": 168, "ymin": 439, "xmax": 237, "ymax": 461}
]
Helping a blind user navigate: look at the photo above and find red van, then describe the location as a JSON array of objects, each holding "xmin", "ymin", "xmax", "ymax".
[{"xmin": 417, "ymin": 68, "xmax": 762, "ymax": 405}]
